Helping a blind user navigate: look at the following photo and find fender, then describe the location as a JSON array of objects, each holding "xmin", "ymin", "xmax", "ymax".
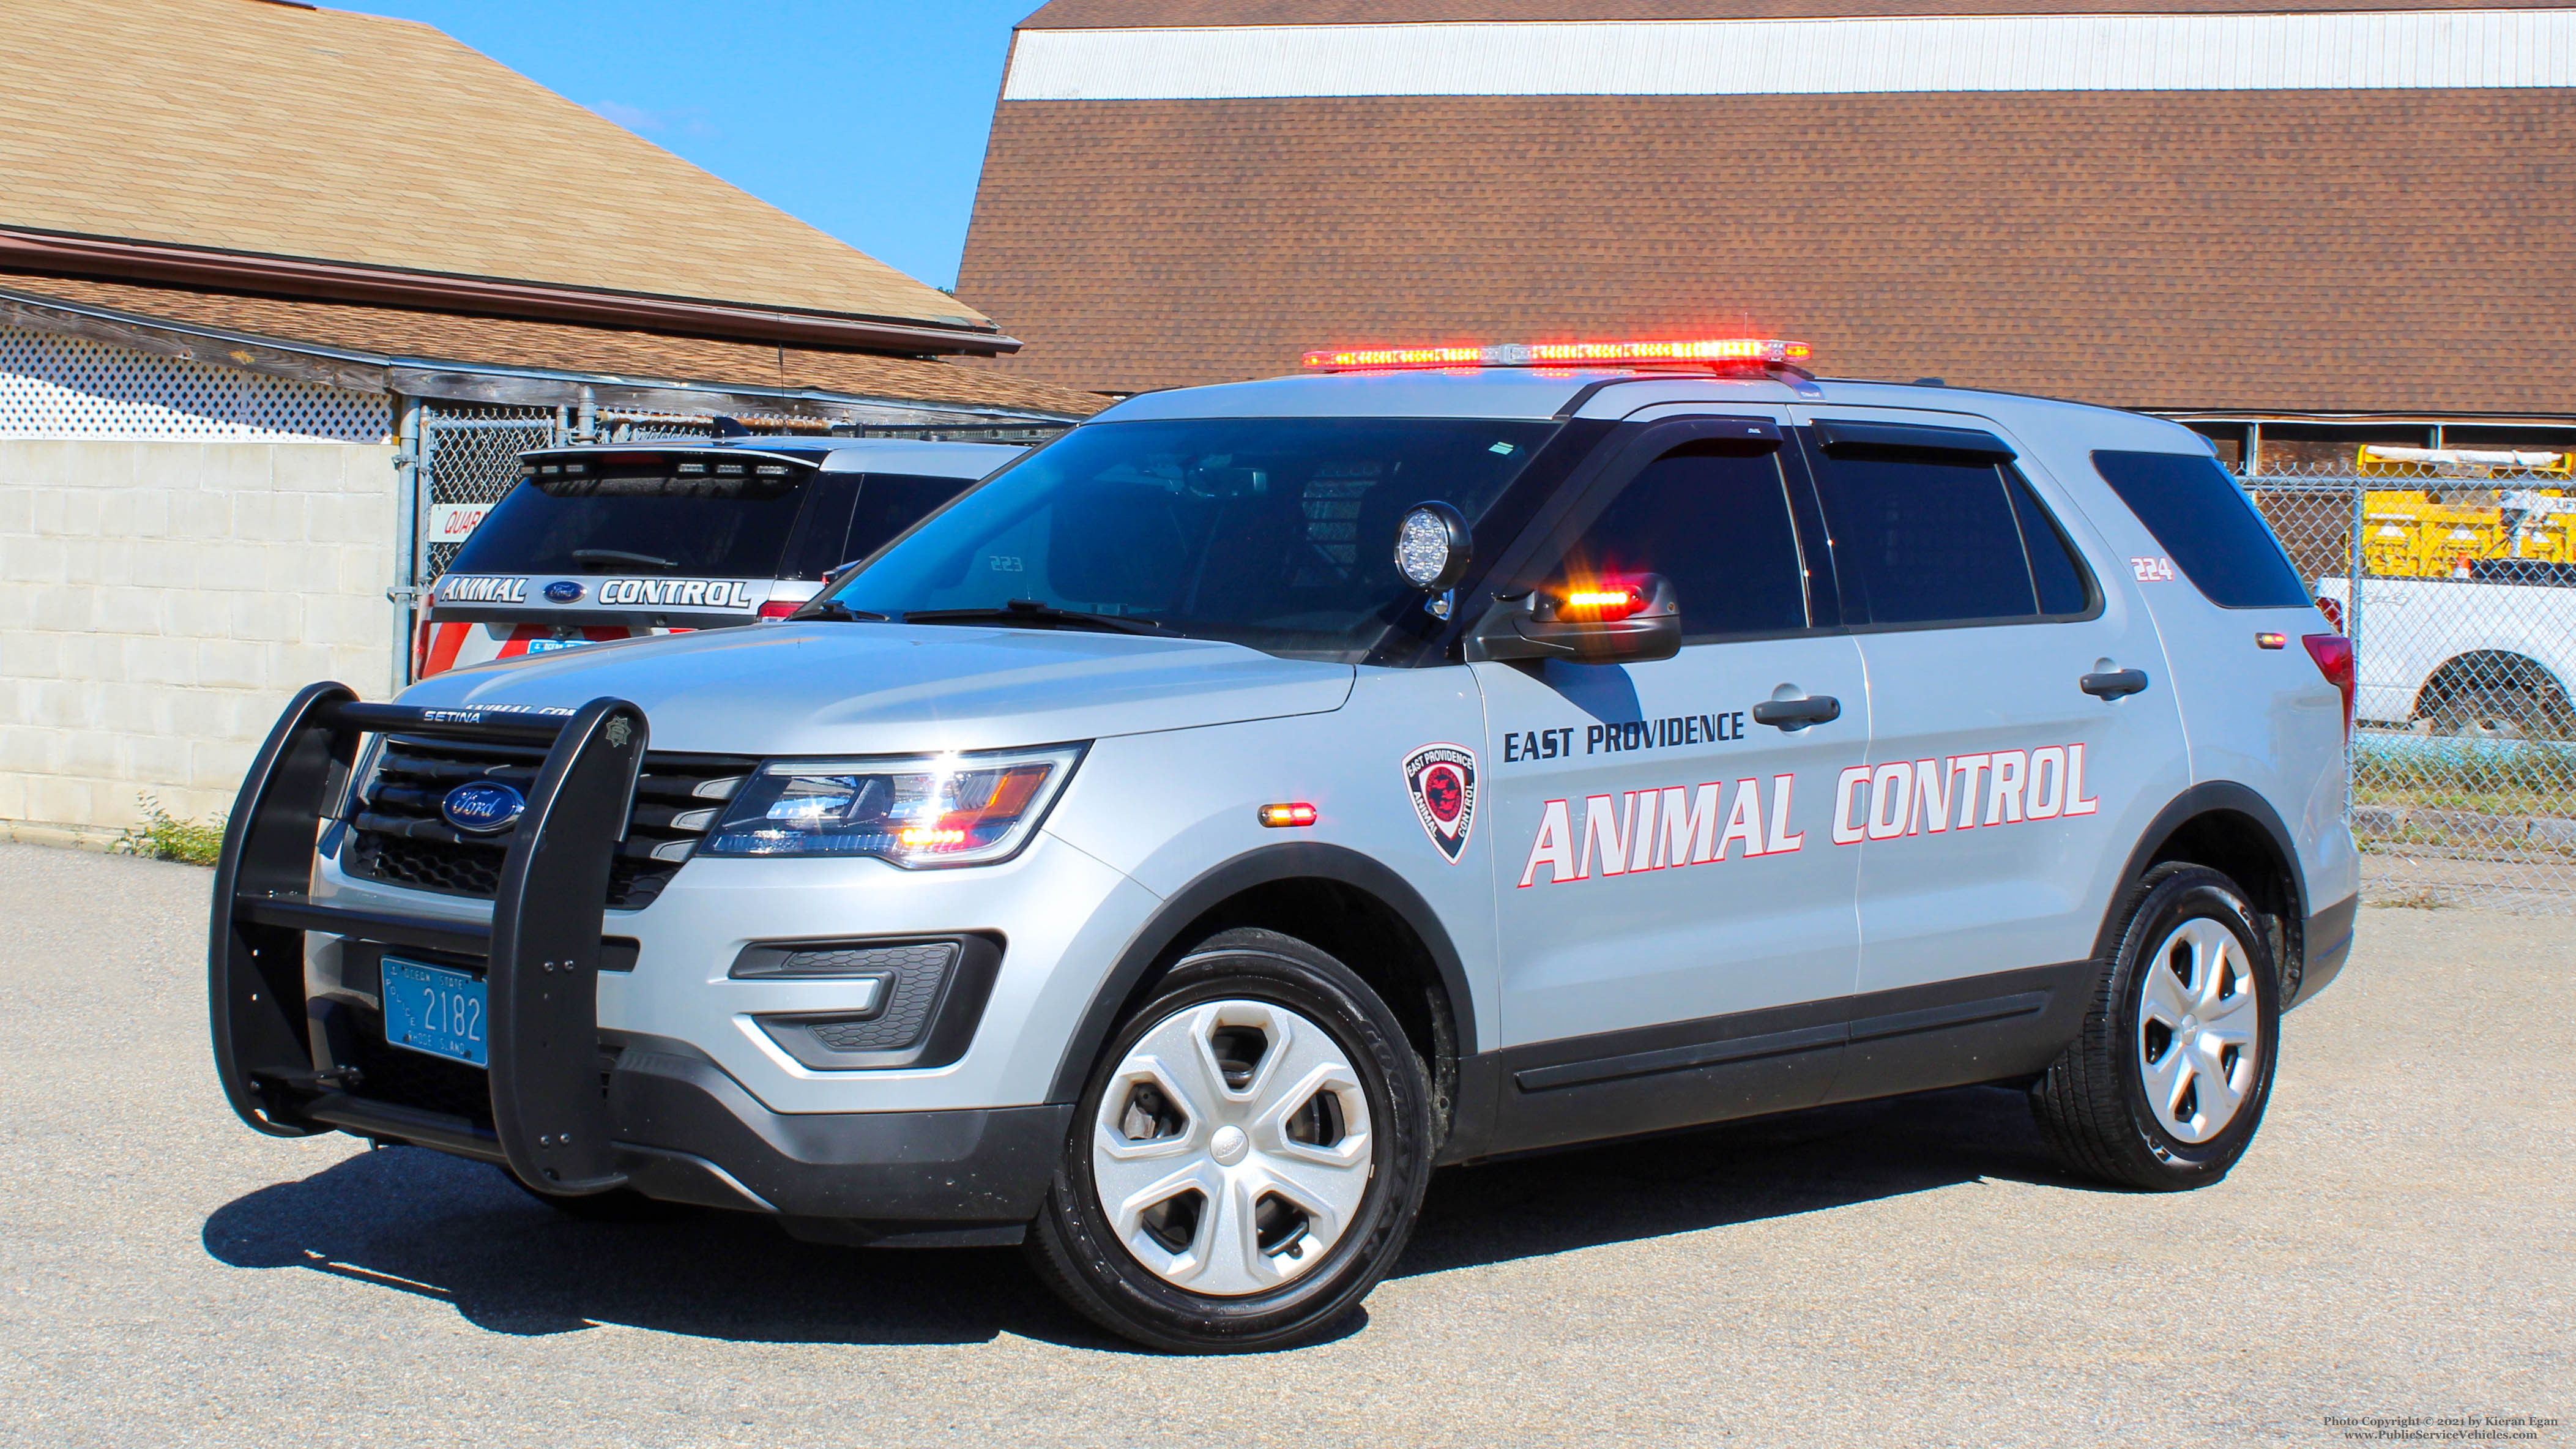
[
  {"xmin": 1043, "ymin": 841, "xmax": 1479, "ymax": 1107},
  {"xmin": 2094, "ymin": 780, "xmax": 2312, "ymax": 993}
]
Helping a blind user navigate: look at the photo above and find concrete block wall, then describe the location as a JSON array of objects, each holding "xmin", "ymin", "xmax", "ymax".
[{"xmin": 0, "ymin": 439, "xmax": 398, "ymax": 831}]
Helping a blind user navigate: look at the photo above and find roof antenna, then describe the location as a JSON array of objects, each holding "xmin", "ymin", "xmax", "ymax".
[{"xmin": 710, "ymin": 415, "xmax": 751, "ymax": 440}]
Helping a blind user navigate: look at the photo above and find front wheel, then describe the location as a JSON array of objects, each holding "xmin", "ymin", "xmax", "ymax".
[
  {"xmin": 1024, "ymin": 928, "xmax": 1434, "ymax": 1353},
  {"xmin": 2031, "ymin": 863, "xmax": 2282, "ymax": 1191}
]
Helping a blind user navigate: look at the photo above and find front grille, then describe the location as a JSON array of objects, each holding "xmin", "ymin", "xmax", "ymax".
[{"xmin": 345, "ymin": 736, "xmax": 755, "ymax": 910}]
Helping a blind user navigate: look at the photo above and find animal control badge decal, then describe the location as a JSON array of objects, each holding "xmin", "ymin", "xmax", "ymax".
[{"xmin": 1402, "ymin": 743, "xmax": 1479, "ymax": 863}]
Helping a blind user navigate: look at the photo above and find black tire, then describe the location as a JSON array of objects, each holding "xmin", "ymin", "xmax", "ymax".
[
  {"xmin": 2031, "ymin": 863, "xmax": 2282, "ymax": 1191},
  {"xmin": 1024, "ymin": 928, "xmax": 1434, "ymax": 1354},
  {"xmin": 497, "ymin": 1166, "xmax": 690, "ymax": 1222},
  {"xmin": 2427, "ymin": 687, "xmax": 2546, "ymax": 739}
]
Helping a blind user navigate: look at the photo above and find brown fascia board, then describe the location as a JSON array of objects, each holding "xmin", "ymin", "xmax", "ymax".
[
  {"xmin": 0, "ymin": 285, "xmax": 1088, "ymax": 425},
  {"xmin": 0, "ymin": 226, "xmax": 1021, "ymax": 357}
]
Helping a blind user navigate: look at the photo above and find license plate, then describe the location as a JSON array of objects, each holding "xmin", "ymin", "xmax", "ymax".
[
  {"xmin": 523, "ymin": 636, "xmax": 594, "ymax": 654},
  {"xmin": 382, "ymin": 956, "xmax": 488, "ymax": 1067}
]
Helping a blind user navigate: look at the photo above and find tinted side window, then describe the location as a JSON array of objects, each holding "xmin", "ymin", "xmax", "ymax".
[
  {"xmin": 2011, "ymin": 475, "xmax": 2094, "ymax": 616},
  {"xmin": 1542, "ymin": 443, "xmax": 1809, "ymax": 639},
  {"xmin": 1812, "ymin": 450, "xmax": 2040, "ymax": 625},
  {"xmin": 843, "ymin": 473, "xmax": 976, "ymax": 570},
  {"xmin": 2091, "ymin": 450, "xmax": 2311, "ymax": 608}
]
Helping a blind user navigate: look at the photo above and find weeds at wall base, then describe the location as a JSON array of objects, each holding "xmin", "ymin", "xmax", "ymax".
[{"xmin": 114, "ymin": 794, "xmax": 225, "ymax": 867}]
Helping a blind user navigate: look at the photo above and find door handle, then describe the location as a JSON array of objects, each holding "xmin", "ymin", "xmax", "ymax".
[
  {"xmin": 1752, "ymin": 695, "xmax": 1841, "ymax": 730},
  {"xmin": 2080, "ymin": 669, "xmax": 2150, "ymax": 700}
]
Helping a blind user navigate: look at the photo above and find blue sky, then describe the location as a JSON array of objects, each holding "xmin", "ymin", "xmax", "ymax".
[{"xmin": 343, "ymin": 1, "xmax": 1040, "ymax": 291}]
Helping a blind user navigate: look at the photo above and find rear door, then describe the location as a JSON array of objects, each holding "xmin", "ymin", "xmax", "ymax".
[
  {"xmin": 1476, "ymin": 414, "xmax": 1868, "ymax": 1149},
  {"xmin": 1788, "ymin": 409, "xmax": 2190, "ymax": 1097}
]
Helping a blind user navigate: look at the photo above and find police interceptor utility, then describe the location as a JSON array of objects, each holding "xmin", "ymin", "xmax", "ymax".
[
  {"xmin": 212, "ymin": 337, "xmax": 2359, "ymax": 1353},
  {"xmin": 414, "ymin": 436, "xmax": 1024, "ymax": 677}
]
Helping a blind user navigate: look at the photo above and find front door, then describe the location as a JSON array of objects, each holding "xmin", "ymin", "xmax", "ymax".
[
  {"xmin": 1475, "ymin": 415, "xmax": 1867, "ymax": 1150},
  {"xmin": 1789, "ymin": 408, "xmax": 2192, "ymax": 1097}
]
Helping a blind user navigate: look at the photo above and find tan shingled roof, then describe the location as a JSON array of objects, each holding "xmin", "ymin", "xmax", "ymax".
[
  {"xmin": 1021, "ymin": 0, "xmax": 2567, "ymax": 22},
  {"xmin": 0, "ymin": 0, "xmax": 983, "ymax": 329},
  {"xmin": 0, "ymin": 272, "xmax": 1107, "ymax": 419},
  {"xmin": 956, "ymin": 91, "xmax": 2576, "ymax": 414}
]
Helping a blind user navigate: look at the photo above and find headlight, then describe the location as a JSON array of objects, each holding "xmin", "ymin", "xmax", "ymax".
[{"xmin": 699, "ymin": 743, "xmax": 1084, "ymax": 866}]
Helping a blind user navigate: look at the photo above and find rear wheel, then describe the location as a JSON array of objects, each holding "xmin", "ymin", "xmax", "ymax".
[
  {"xmin": 2031, "ymin": 863, "xmax": 2280, "ymax": 1191},
  {"xmin": 2426, "ymin": 687, "xmax": 2554, "ymax": 739},
  {"xmin": 1024, "ymin": 928, "xmax": 1432, "ymax": 1353}
]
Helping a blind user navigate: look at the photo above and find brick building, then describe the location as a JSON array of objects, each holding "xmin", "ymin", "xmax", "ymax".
[{"xmin": 959, "ymin": 0, "xmax": 2576, "ymax": 467}]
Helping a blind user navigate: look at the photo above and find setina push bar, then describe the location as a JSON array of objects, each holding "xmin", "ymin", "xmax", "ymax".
[{"xmin": 208, "ymin": 681, "xmax": 648, "ymax": 1196}]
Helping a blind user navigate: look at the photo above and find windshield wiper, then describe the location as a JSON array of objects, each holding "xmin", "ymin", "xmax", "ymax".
[
  {"xmin": 903, "ymin": 599, "xmax": 1175, "ymax": 636},
  {"xmin": 573, "ymin": 548, "xmax": 681, "ymax": 572},
  {"xmin": 792, "ymin": 598, "xmax": 890, "ymax": 622}
]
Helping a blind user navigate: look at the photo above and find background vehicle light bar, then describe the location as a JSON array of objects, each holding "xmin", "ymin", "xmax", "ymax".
[{"xmin": 1301, "ymin": 338, "xmax": 1812, "ymax": 370}]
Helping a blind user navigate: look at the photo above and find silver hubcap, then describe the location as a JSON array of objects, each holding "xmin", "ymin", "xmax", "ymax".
[
  {"xmin": 2136, "ymin": 917, "xmax": 2261, "ymax": 1144},
  {"xmin": 1092, "ymin": 999, "xmax": 1375, "ymax": 1297}
]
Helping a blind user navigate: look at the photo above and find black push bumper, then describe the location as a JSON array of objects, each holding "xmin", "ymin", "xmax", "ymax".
[{"xmin": 209, "ymin": 684, "xmax": 1065, "ymax": 1232}]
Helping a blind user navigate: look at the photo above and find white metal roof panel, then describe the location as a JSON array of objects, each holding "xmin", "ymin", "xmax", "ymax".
[{"xmin": 1005, "ymin": 10, "xmax": 2576, "ymax": 97}]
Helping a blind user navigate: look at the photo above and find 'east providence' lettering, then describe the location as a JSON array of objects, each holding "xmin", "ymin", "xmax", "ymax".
[{"xmin": 1504, "ymin": 710, "xmax": 1748, "ymax": 763}]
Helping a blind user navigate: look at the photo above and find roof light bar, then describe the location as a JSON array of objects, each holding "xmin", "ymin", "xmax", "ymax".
[{"xmin": 1301, "ymin": 338, "xmax": 1813, "ymax": 371}]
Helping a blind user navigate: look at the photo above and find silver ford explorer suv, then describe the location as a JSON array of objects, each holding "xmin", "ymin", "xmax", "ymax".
[{"xmin": 212, "ymin": 338, "xmax": 2359, "ymax": 1354}]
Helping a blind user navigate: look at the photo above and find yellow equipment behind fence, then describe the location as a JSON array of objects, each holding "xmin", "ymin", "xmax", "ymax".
[{"xmin": 2350, "ymin": 445, "xmax": 2576, "ymax": 578}]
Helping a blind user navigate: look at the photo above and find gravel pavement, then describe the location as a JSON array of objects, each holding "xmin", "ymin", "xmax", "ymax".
[{"xmin": 0, "ymin": 841, "xmax": 2566, "ymax": 1448}]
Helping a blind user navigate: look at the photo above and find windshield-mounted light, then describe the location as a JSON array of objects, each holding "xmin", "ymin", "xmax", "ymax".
[{"xmin": 698, "ymin": 744, "xmax": 1085, "ymax": 866}]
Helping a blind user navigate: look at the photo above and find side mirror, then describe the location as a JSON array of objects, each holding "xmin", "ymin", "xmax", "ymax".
[{"xmin": 1465, "ymin": 575, "xmax": 1682, "ymax": 664}]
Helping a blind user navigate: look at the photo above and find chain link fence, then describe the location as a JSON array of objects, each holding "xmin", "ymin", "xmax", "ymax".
[
  {"xmin": 2248, "ymin": 458, "xmax": 2576, "ymax": 912},
  {"xmin": 415, "ymin": 404, "xmax": 560, "ymax": 580}
]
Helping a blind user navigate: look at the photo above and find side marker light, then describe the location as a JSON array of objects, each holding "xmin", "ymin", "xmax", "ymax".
[
  {"xmin": 1258, "ymin": 803, "xmax": 1319, "ymax": 829},
  {"xmin": 2255, "ymin": 631, "xmax": 2287, "ymax": 650}
]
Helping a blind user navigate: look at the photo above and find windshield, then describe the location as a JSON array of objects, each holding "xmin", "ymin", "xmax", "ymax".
[
  {"xmin": 450, "ymin": 471, "xmax": 808, "ymax": 578},
  {"xmin": 821, "ymin": 417, "xmax": 1557, "ymax": 658}
]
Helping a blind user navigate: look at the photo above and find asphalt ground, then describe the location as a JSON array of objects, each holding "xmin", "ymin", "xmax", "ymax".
[{"xmin": 1, "ymin": 840, "xmax": 2566, "ymax": 1448}]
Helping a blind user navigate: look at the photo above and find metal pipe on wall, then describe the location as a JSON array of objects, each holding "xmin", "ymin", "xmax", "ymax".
[{"xmin": 389, "ymin": 393, "xmax": 423, "ymax": 695}]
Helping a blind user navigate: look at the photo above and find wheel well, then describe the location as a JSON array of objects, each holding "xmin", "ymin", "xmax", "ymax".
[
  {"xmin": 2414, "ymin": 650, "xmax": 2571, "ymax": 717},
  {"xmin": 2144, "ymin": 809, "xmax": 2302, "ymax": 993},
  {"xmin": 1145, "ymin": 877, "xmax": 1461, "ymax": 1144}
]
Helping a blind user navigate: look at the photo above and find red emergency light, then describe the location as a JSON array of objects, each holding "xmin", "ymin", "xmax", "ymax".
[
  {"xmin": 1301, "ymin": 338, "xmax": 1814, "ymax": 371},
  {"xmin": 1555, "ymin": 584, "xmax": 1649, "ymax": 622}
]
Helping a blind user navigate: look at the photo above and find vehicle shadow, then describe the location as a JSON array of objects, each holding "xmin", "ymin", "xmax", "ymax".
[
  {"xmin": 199, "ymin": 1147, "xmax": 1104, "ymax": 1348},
  {"xmin": 1395, "ymin": 1083, "xmax": 2086, "ymax": 1278},
  {"xmin": 199, "ymin": 1085, "xmax": 2081, "ymax": 1349}
]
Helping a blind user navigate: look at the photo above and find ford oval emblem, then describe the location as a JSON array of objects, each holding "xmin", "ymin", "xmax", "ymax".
[
  {"xmin": 441, "ymin": 780, "xmax": 526, "ymax": 835},
  {"xmin": 543, "ymin": 579, "xmax": 584, "ymax": 603}
]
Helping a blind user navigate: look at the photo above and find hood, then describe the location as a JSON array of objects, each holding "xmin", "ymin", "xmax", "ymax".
[{"xmin": 395, "ymin": 623, "xmax": 1356, "ymax": 756}]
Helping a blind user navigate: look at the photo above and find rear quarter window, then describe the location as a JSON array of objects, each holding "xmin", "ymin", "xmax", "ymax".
[{"xmin": 2091, "ymin": 450, "xmax": 2312, "ymax": 608}]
